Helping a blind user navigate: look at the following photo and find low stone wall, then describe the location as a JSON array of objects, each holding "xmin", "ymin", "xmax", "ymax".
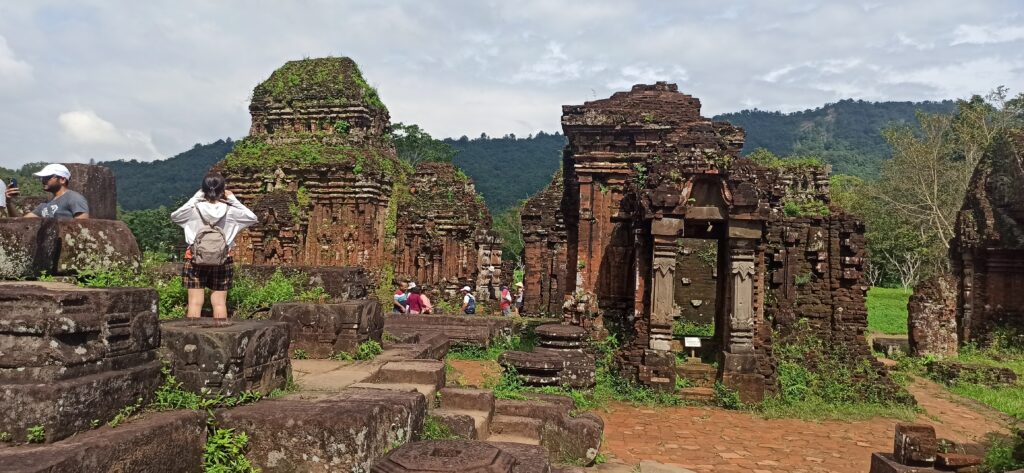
[
  {"xmin": 271, "ymin": 300, "xmax": 384, "ymax": 358},
  {"xmin": 383, "ymin": 313, "xmax": 516, "ymax": 348},
  {"xmin": 926, "ymin": 360, "xmax": 1018, "ymax": 387}
]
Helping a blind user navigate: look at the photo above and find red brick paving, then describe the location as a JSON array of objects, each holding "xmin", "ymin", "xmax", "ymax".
[{"xmin": 448, "ymin": 360, "xmax": 1009, "ymax": 472}]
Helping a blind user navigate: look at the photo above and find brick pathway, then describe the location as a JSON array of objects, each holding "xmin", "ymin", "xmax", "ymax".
[{"xmin": 447, "ymin": 360, "xmax": 1010, "ymax": 472}]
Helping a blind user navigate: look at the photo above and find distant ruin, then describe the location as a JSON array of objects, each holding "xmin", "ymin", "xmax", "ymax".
[
  {"xmin": 218, "ymin": 57, "xmax": 501, "ymax": 299},
  {"xmin": 522, "ymin": 83, "xmax": 899, "ymax": 402},
  {"xmin": 949, "ymin": 129, "xmax": 1024, "ymax": 344}
]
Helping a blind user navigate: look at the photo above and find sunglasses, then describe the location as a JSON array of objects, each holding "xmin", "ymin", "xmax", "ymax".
[{"xmin": 39, "ymin": 175, "xmax": 58, "ymax": 183}]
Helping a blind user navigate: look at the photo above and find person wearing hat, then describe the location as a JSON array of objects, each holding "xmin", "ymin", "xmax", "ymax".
[
  {"xmin": 10, "ymin": 164, "xmax": 89, "ymax": 219},
  {"xmin": 460, "ymin": 286, "xmax": 477, "ymax": 315},
  {"xmin": 499, "ymin": 284, "xmax": 513, "ymax": 316}
]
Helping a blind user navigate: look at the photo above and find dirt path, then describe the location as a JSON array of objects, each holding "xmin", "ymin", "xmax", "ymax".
[
  {"xmin": 447, "ymin": 361, "xmax": 1011, "ymax": 472},
  {"xmin": 447, "ymin": 359, "xmax": 501, "ymax": 387}
]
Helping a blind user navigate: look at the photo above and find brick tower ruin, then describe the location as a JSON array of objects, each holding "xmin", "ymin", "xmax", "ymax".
[
  {"xmin": 951, "ymin": 129, "xmax": 1024, "ymax": 343},
  {"xmin": 218, "ymin": 57, "xmax": 499, "ymax": 299},
  {"xmin": 523, "ymin": 83, "xmax": 898, "ymax": 402}
]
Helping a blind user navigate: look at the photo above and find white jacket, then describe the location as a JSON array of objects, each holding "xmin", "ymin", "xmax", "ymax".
[{"xmin": 170, "ymin": 191, "xmax": 258, "ymax": 247}]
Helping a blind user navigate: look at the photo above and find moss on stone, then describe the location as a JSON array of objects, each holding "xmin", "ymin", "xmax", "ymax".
[
  {"xmin": 251, "ymin": 57, "xmax": 386, "ymax": 111},
  {"xmin": 222, "ymin": 136, "xmax": 408, "ymax": 178}
]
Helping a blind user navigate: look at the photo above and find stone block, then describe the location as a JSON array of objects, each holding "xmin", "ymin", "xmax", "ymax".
[
  {"xmin": 0, "ymin": 219, "xmax": 140, "ymax": 279},
  {"xmin": 722, "ymin": 372, "xmax": 766, "ymax": 405},
  {"xmin": 493, "ymin": 396, "xmax": 603, "ymax": 466},
  {"xmin": 63, "ymin": 163, "xmax": 117, "ymax": 220},
  {"xmin": 239, "ymin": 265, "xmax": 371, "ymax": 301},
  {"xmin": 160, "ymin": 319, "xmax": 291, "ymax": 396},
  {"xmin": 893, "ymin": 423, "xmax": 937, "ymax": 466},
  {"xmin": 0, "ymin": 360, "xmax": 162, "ymax": 443},
  {"xmin": 270, "ymin": 300, "xmax": 383, "ymax": 358},
  {"xmin": 873, "ymin": 336, "xmax": 910, "ymax": 358},
  {"xmin": 216, "ymin": 388, "xmax": 426, "ymax": 473},
  {"xmin": 0, "ymin": 282, "xmax": 162, "ymax": 442},
  {"xmin": 936, "ymin": 453, "xmax": 982, "ymax": 469},
  {"xmin": 0, "ymin": 410, "xmax": 206, "ymax": 473},
  {"xmin": 373, "ymin": 440, "xmax": 518, "ymax": 473},
  {"xmin": 384, "ymin": 313, "xmax": 515, "ymax": 348}
]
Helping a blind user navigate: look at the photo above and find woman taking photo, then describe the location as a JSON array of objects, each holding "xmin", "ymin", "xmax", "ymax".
[{"xmin": 171, "ymin": 173, "xmax": 257, "ymax": 324}]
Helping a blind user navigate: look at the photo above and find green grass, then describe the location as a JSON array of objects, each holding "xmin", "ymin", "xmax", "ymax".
[
  {"xmin": 949, "ymin": 384, "xmax": 1024, "ymax": 419},
  {"xmin": 867, "ymin": 287, "xmax": 911, "ymax": 335}
]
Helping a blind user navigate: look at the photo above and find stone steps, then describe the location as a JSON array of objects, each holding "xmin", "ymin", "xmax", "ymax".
[
  {"xmin": 487, "ymin": 434, "xmax": 541, "ymax": 446},
  {"xmin": 489, "ymin": 414, "xmax": 543, "ymax": 442},
  {"xmin": 350, "ymin": 382, "xmax": 439, "ymax": 401},
  {"xmin": 676, "ymin": 361, "xmax": 717, "ymax": 388},
  {"xmin": 679, "ymin": 386, "xmax": 715, "ymax": 403}
]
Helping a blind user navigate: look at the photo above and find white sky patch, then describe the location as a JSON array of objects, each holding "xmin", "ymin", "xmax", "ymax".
[
  {"xmin": 952, "ymin": 24, "xmax": 1024, "ymax": 45},
  {"xmin": 57, "ymin": 110, "xmax": 162, "ymax": 161},
  {"xmin": 0, "ymin": 35, "xmax": 32, "ymax": 92},
  {"xmin": 895, "ymin": 32, "xmax": 934, "ymax": 50},
  {"xmin": 512, "ymin": 42, "xmax": 593, "ymax": 84},
  {"xmin": 606, "ymin": 65, "xmax": 689, "ymax": 90},
  {"xmin": 882, "ymin": 57, "xmax": 1023, "ymax": 98}
]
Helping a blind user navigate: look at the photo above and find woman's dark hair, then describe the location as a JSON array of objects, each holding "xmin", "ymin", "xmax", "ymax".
[
  {"xmin": 202, "ymin": 173, "xmax": 226, "ymax": 201},
  {"xmin": 412, "ymin": 286, "xmax": 421, "ymax": 294}
]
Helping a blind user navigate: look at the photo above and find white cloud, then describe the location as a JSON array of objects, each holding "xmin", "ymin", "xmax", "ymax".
[
  {"xmin": 57, "ymin": 110, "xmax": 161, "ymax": 161},
  {"xmin": 895, "ymin": 32, "xmax": 934, "ymax": 50},
  {"xmin": 882, "ymin": 57, "xmax": 1024, "ymax": 98},
  {"xmin": 952, "ymin": 24, "xmax": 1024, "ymax": 45},
  {"xmin": 606, "ymin": 65, "xmax": 689, "ymax": 90},
  {"xmin": 0, "ymin": 35, "xmax": 32, "ymax": 92}
]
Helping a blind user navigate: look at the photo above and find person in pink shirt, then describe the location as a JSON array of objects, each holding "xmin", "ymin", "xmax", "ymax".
[{"xmin": 406, "ymin": 284, "xmax": 425, "ymax": 314}]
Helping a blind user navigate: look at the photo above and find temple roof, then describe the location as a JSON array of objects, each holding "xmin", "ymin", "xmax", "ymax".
[
  {"xmin": 954, "ymin": 129, "xmax": 1024, "ymax": 250},
  {"xmin": 251, "ymin": 57, "xmax": 386, "ymax": 111}
]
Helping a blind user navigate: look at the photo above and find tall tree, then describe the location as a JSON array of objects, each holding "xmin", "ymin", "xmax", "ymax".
[{"xmin": 390, "ymin": 123, "xmax": 458, "ymax": 165}]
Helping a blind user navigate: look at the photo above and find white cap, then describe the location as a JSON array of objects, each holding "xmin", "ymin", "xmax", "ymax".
[
  {"xmin": 407, "ymin": 282, "xmax": 417, "ymax": 289},
  {"xmin": 461, "ymin": 286, "xmax": 471, "ymax": 292},
  {"xmin": 33, "ymin": 164, "xmax": 71, "ymax": 180}
]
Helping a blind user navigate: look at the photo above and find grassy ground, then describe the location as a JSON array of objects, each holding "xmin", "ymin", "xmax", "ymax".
[{"xmin": 866, "ymin": 287, "xmax": 911, "ymax": 335}]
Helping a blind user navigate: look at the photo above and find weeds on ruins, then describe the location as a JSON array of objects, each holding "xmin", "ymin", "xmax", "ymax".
[{"xmin": 204, "ymin": 428, "xmax": 258, "ymax": 473}]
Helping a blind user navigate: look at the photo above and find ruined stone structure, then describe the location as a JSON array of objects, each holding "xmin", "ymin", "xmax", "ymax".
[
  {"xmin": 521, "ymin": 172, "xmax": 569, "ymax": 315},
  {"xmin": 522, "ymin": 83, "xmax": 893, "ymax": 402},
  {"xmin": 950, "ymin": 129, "xmax": 1024, "ymax": 344},
  {"xmin": 218, "ymin": 57, "xmax": 499, "ymax": 298},
  {"xmin": 499, "ymin": 323, "xmax": 596, "ymax": 388},
  {"xmin": 271, "ymin": 300, "xmax": 384, "ymax": 358},
  {"xmin": 869, "ymin": 423, "xmax": 983, "ymax": 472},
  {"xmin": 0, "ymin": 218, "xmax": 141, "ymax": 279},
  {"xmin": 908, "ymin": 274, "xmax": 958, "ymax": 357},
  {"xmin": 396, "ymin": 162, "xmax": 502, "ymax": 298},
  {"xmin": 0, "ymin": 282, "xmax": 162, "ymax": 442}
]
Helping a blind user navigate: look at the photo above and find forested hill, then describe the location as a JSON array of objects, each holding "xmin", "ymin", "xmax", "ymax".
[
  {"xmin": 446, "ymin": 131, "xmax": 566, "ymax": 213},
  {"xmin": 102, "ymin": 99, "xmax": 957, "ymax": 212},
  {"xmin": 101, "ymin": 139, "xmax": 235, "ymax": 211},
  {"xmin": 714, "ymin": 99, "xmax": 956, "ymax": 177}
]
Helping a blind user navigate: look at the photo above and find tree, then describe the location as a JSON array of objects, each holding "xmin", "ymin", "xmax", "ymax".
[
  {"xmin": 121, "ymin": 206, "xmax": 184, "ymax": 256},
  {"xmin": 390, "ymin": 122, "xmax": 458, "ymax": 165},
  {"xmin": 493, "ymin": 202, "xmax": 525, "ymax": 263}
]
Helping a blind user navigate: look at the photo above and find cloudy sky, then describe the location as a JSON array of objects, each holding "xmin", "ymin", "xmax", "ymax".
[{"xmin": 0, "ymin": 0, "xmax": 1021, "ymax": 168}]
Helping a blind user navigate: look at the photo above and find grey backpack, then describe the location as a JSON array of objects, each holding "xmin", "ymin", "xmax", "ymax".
[{"xmin": 191, "ymin": 204, "xmax": 228, "ymax": 266}]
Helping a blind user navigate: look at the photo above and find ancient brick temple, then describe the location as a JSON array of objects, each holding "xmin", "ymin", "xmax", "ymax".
[
  {"xmin": 395, "ymin": 162, "xmax": 502, "ymax": 295},
  {"xmin": 523, "ymin": 83, "xmax": 888, "ymax": 402},
  {"xmin": 218, "ymin": 57, "xmax": 500, "ymax": 298},
  {"xmin": 950, "ymin": 129, "xmax": 1024, "ymax": 343}
]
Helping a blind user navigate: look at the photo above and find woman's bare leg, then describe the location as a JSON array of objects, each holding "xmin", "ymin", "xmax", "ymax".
[
  {"xmin": 186, "ymin": 289, "xmax": 205, "ymax": 318},
  {"xmin": 211, "ymin": 290, "xmax": 229, "ymax": 319}
]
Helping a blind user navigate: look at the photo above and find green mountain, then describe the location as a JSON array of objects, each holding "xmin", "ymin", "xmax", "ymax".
[
  {"xmin": 102, "ymin": 139, "xmax": 235, "ymax": 211},
  {"xmin": 102, "ymin": 99, "xmax": 958, "ymax": 212},
  {"xmin": 714, "ymin": 99, "xmax": 956, "ymax": 177}
]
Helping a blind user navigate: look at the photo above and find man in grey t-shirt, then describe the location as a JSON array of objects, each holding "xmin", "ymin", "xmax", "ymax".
[{"xmin": 8, "ymin": 164, "xmax": 90, "ymax": 219}]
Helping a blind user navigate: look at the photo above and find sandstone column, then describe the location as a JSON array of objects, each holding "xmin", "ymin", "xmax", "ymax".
[
  {"xmin": 721, "ymin": 220, "xmax": 765, "ymax": 403},
  {"xmin": 649, "ymin": 218, "xmax": 683, "ymax": 351}
]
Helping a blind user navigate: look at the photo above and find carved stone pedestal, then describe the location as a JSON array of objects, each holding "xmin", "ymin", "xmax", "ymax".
[
  {"xmin": 498, "ymin": 324, "xmax": 595, "ymax": 389},
  {"xmin": 159, "ymin": 319, "xmax": 291, "ymax": 396},
  {"xmin": 270, "ymin": 300, "xmax": 383, "ymax": 358}
]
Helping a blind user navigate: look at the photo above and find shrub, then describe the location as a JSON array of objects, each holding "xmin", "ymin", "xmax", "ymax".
[
  {"xmin": 422, "ymin": 416, "xmax": 460, "ymax": 440},
  {"xmin": 356, "ymin": 340, "xmax": 383, "ymax": 360},
  {"xmin": 713, "ymin": 381, "xmax": 743, "ymax": 409},
  {"xmin": 25, "ymin": 425, "xmax": 45, "ymax": 443}
]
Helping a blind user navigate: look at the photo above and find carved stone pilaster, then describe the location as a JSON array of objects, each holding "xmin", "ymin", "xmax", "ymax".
[
  {"xmin": 726, "ymin": 238, "xmax": 756, "ymax": 354},
  {"xmin": 649, "ymin": 218, "xmax": 683, "ymax": 351}
]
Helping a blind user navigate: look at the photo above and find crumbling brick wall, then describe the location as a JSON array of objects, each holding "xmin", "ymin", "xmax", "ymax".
[{"xmin": 522, "ymin": 171, "xmax": 569, "ymax": 315}]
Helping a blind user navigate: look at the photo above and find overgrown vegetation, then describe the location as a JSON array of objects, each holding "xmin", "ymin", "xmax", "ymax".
[
  {"xmin": 757, "ymin": 319, "xmax": 917, "ymax": 421},
  {"xmin": 204, "ymin": 428, "xmax": 259, "ymax": 473},
  {"xmin": 421, "ymin": 416, "xmax": 461, "ymax": 440},
  {"xmin": 447, "ymin": 333, "xmax": 536, "ymax": 361},
  {"xmin": 25, "ymin": 425, "xmax": 45, "ymax": 443},
  {"xmin": 331, "ymin": 340, "xmax": 384, "ymax": 361},
  {"xmin": 672, "ymin": 320, "xmax": 714, "ymax": 338}
]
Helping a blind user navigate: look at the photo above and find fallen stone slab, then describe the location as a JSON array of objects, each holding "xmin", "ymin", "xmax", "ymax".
[
  {"xmin": 869, "ymin": 452, "xmax": 938, "ymax": 473},
  {"xmin": 0, "ymin": 409, "xmax": 206, "ymax": 473},
  {"xmin": 160, "ymin": 319, "xmax": 291, "ymax": 396},
  {"xmin": 270, "ymin": 300, "xmax": 383, "ymax": 358},
  {"xmin": 215, "ymin": 388, "xmax": 426, "ymax": 473},
  {"xmin": 384, "ymin": 313, "xmax": 516, "ymax": 348}
]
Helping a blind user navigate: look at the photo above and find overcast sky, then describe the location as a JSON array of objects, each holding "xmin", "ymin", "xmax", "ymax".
[{"xmin": 0, "ymin": 0, "xmax": 1021, "ymax": 168}]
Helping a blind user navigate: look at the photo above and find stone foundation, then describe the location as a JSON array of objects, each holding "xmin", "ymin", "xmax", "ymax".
[
  {"xmin": 498, "ymin": 324, "xmax": 595, "ymax": 389},
  {"xmin": 0, "ymin": 410, "xmax": 206, "ymax": 473},
  {"xmin": 0, "ymin": 282, "xmax": 161, "ymax": 442},
  {"xmin": 271, "ymin": 300, "xmax": 383, "ymax": 358},
  {"xmin": 159, "ymin": 319, "xmax": 291, "ymax": 396}
]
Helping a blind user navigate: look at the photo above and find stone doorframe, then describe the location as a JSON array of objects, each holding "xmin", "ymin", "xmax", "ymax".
[{"xmin": 646, "ymin": 216, "xmax": 766, "ymax": 402}]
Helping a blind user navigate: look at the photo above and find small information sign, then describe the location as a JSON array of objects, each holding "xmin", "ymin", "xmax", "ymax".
[{"xmin": 683, "ymin": 337, "xmax": 702, "ymax": 348}]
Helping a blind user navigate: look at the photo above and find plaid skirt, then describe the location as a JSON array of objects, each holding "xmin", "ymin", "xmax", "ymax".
[{"xmin": 181, "ymin": 257, "xmax": 234, "ymax": 291}]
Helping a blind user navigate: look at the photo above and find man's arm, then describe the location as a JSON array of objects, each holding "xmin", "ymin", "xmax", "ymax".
[{"xmin": 73, "ymin": 212, "xmax": 89, "ymax": 219}]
